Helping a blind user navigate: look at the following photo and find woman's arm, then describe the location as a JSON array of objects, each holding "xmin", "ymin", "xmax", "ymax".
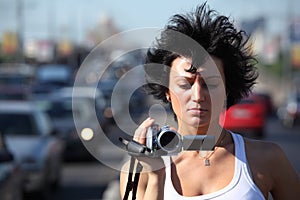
[{"xmin": 120, "ymin": 164, "xmax": 165, "ymax": 200}]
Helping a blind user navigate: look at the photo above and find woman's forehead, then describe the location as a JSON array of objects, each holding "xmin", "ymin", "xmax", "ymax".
[{"xmin": 170, "ymin": 56, "xmax": 224, "ymax": 78}]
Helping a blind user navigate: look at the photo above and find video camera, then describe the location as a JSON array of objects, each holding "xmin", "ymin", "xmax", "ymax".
[{"xmin": 120, "ymin": 124, "xmax": 215, "ymax": 157}]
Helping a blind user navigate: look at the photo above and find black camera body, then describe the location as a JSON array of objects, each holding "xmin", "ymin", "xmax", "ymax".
[{"xmin": 146, "ymin": 124, "xmax": 215, "ymax": 157}]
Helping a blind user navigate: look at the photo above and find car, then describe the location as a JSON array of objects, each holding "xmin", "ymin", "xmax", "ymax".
[
  {"xmin": 0, "ymin": 101, "xmax": 65, "ymax": 198},
  {"xmin": 0, "ymin": 63, "xmax": 35, "ymax": 100},
  {"xmin": 36, "ymin": 86, "xmax": 108, "ymax": 161},
  {"xmin": 0, "ymin": 63, "xmax": 35, "ymax": 82},
  {"xmin": 0, "ymin": 85, "xmax": 32, "ymax": 100},
  {"xmin": 219, "ymin": 93, "xmax": 267, "ymax": 137},
  {"xmin": 255, "ymin": 92, "xmax": 274, "ymax": 116},
  {"xmin": 277, "ymin": 91, "xmax": 300, "ymax": 128},
  {"xmin": 32, "ymin": 64, "xmax": 74, "ymax": 96},
  {"xmin": 0, "ymin": 133, "xmax": 24, "ymax": 200}
]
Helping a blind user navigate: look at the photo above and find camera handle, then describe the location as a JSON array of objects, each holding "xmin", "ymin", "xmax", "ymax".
[{"xmin": 119, "ymin": 137, "xmax": 152, "ymax": 157}]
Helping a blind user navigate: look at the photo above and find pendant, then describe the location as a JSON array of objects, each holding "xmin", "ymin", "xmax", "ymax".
[{"xmin": 204, "ymin": 159, "xmax": 210, "ymax": 166}]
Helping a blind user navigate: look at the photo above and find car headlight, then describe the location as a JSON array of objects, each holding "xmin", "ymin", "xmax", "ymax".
[
  {"xmin": 287, "ymin": 102, "xmax": 297, "ymax": 115},
  {"xmin": 80, "ymin": 128, "xmax": 94, "ymax": 141}
]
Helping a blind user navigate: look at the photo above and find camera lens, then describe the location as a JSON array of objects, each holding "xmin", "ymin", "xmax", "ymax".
[{"xmin": 158, "ymin": 130, "xmax": 181, "ymax": 152}]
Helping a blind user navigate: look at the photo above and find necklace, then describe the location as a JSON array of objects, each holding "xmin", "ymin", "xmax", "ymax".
[{"xmin": 199, "ymin": 131, "xmax": 227, "ymax": 166}]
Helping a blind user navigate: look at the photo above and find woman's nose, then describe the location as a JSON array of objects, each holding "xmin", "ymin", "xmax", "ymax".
[{"xmin": 191, "ymin": 79, "xmax": 205, "ymax": 102}]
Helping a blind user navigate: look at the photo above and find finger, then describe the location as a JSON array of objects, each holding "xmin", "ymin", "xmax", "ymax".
[
  {"xmin": 133, "ymin": 117, "xmax": 154, "ymax": 144},
  {"xmin": 133, "ymin": 117, "xmax": 154, "ymax": 141}
]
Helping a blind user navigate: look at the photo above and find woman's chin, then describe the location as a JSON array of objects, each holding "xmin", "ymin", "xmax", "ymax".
[{"xmin": 183, "ymin": 117, "xmax": 210, "ymax": 129}]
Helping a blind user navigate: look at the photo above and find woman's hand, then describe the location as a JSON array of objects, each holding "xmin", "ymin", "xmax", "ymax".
[
  {"xmin": 133, "ymin": 117, "xmax": 166, "ymax": 173},
  {"xmin": 133, "ymin": 117, "xmax": 154, "ymax": 145},
  {"xmin": 120, "ymin": 117, "xmax": 166, "ymax": 200}
]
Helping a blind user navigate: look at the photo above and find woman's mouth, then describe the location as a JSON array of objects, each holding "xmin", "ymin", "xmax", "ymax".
[{"xmin": 188, "ymin": 107, "xmax": 208, "ymax": 115}]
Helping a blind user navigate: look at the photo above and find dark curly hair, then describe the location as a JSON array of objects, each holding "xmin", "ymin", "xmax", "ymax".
[{"xmin": 144, "ymin": 3, "xmax": 258, "ymax": 110}]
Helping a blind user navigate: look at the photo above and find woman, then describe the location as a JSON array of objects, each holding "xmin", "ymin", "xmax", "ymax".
[{"xmin": 120, "ymin": 3, "xmax": 300, "ymax": 200}]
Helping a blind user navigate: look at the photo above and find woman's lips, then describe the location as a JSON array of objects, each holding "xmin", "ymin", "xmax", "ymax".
[{"xmin": 188, "ymin": 108, "xmax": 208, "ymax": 115}]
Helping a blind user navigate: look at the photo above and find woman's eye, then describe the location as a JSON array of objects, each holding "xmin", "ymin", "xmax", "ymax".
[
  {"xmin": 204, "ymin": 82, "xmax": 219, "ymax": 89},
  {"xmin": 203, "ymin": 79, "xmax": 221, "ymax": 90},
  {"xmin": 177, "ymin": 80, "xmax": 192, "ymax": 89},
  {"xmin": 179, "ymin": 83, "xmax": 191, "ymax": 89}
]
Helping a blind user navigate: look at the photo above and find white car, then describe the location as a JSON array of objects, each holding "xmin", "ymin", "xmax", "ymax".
[{"xmin": 0, "ymin": 101, "xmax": 65, "ymax": 198}]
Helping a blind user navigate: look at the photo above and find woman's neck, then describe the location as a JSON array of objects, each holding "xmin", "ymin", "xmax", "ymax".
[{"xmin": 177, "ymin": 120, "xmax": 222, "ymax": 136}]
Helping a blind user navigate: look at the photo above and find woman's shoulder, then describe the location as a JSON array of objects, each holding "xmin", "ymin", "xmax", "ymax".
[
  {"xmin": 243, "ymin": 137, "xmax": 293, "ymax": 179},
  {"xmin": 243, "ymin": 137, "xmax": 284, "ymax": 163},
  {"xmin": 243, "ymin": 137, "xmax": 300, "ymax": 198}
]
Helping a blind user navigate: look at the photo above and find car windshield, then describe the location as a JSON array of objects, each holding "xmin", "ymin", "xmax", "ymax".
[
  {"xmin": 37, "ymin": 66, "xmax": 71, "ymax": 81},
  {"xmin": 46, "ymin": 100, "xmax": 73, "ymax": 118},
  {"xmin": 38, "ymin": 98, "xmax": 92, "ymax": 120},
  {"xmin": 0, "ymin": 113, "xmax": 38, "ymax": 135}
]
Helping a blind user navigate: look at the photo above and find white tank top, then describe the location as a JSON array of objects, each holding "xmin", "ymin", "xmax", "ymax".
[{"xmin": 163, "ymin": 132, "xmax": 265, "ymax": 199}]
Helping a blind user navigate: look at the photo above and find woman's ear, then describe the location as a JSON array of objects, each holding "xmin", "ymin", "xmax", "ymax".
[{"xmin": 165, "ymin": 92, "xmax": 171, "ymax": 102}]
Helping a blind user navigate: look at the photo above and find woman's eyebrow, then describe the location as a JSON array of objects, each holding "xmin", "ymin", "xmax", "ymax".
[
  {"xmin": 204, "ymin": 75, "xmax": 222, "ymax": 79},
  {"xmin": 174, "ymin": 74, "xmax": 221, "ymax": 79},
  {"xmin": 184, "ymin": 65, "xmax": 197, "ymax": 73}
]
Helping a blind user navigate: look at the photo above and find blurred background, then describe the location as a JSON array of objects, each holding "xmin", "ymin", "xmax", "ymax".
[{"xmin": 0, "ymin": 0, "xmax": 299, "ymax": 199}]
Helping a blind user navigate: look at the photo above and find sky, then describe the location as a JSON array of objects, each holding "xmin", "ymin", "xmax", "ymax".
[{"xmin": 0, "ymin": 0, "xmax": 299, "ymax": 43}]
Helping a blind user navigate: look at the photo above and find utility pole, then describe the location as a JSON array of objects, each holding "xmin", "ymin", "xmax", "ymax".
[
  {"xmin": 16, "ymin": 0, "xmax": 24, "ymax": 62},
  {"xmin": 48, "ymin": 0, "xmax": 57, "ymax": 63}
]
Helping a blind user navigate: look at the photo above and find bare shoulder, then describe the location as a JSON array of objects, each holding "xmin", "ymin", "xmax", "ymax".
[
  {"xmin": 244, "ymin": 137, "xmax": 282, "ymax": 160},
  {"xmin": 244, "ymin": 137, "xmax": 300, "ymax": 198},
  {"xmin": 244, "ymin": 137, "xmax": 289, "ymax": 172}
]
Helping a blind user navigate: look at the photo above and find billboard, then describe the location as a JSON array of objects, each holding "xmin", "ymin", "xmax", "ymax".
[
  {"xmin": 1, "ymin": 31, "xmax": 18, "ymax": 55},
  {"xmin": 289, "ymin": 18, "xmax": 300, "ymax": 69}
]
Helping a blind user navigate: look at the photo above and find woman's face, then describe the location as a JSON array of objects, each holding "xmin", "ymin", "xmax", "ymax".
[{"xmin": 167, "ymin": 56, "xmax": 226, "ymax": 133}]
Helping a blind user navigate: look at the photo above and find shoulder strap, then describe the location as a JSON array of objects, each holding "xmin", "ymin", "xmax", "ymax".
[
  {"xmin": 230, "ymin": 132, "xmax": 246, "ymax": 162},
  {"xmin": 123, "ymin": 156, "xmax": 143, "ymax": 200}
]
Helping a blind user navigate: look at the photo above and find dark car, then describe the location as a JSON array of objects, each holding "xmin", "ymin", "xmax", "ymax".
[
  {"xmin": 0, "ymin": 133, "xmax": 24, "ymax": 200},
  {"xmin": 33, "ymin": 64, "xmax": 74, "ymax": 97},
  {"xmin": 0, "ymin": 63, "xmax": 35, "ymax": 100},
  {"xmin": 0, "ymin": 101, "xmax": 65, "ymax": 198}
]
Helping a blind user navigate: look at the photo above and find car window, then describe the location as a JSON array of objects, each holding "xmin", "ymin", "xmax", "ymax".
[
  {"xmin": 238, "ymin": 99, "xmax": 255, "ymax": 104},
  {"xmin": 0, "ymin": 75, "xmax": 31, "ymax": 86},
  {"xmin": 0, "ymin": 113, "xmax": 38, "ymax": 135}
]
